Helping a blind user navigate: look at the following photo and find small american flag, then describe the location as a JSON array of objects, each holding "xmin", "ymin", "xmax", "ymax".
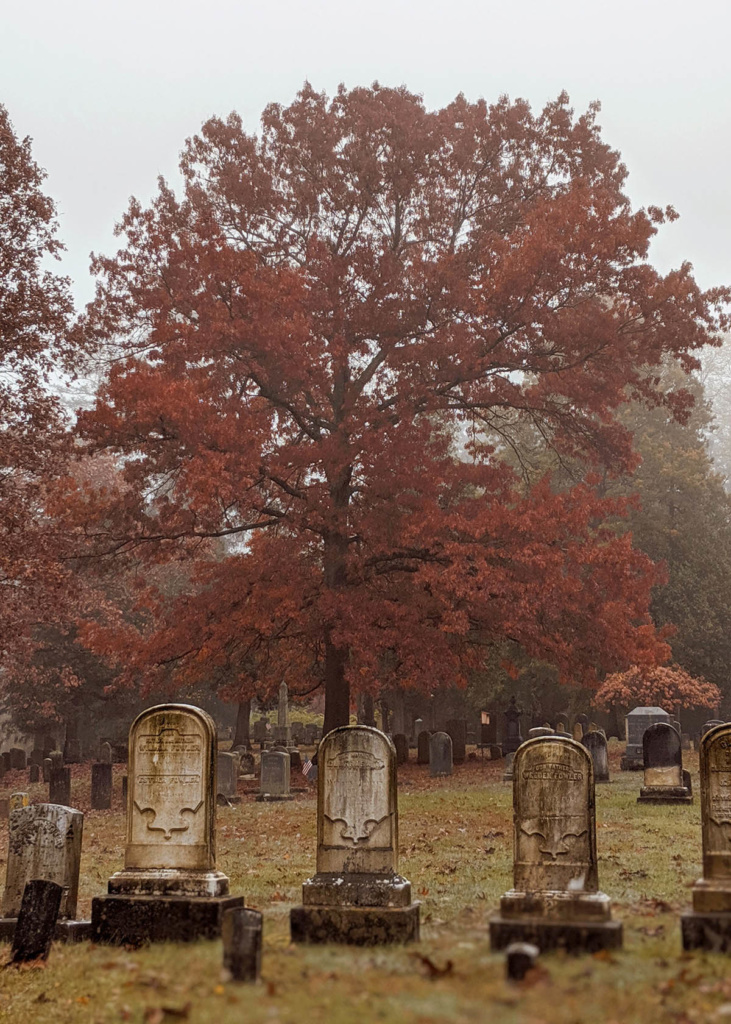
[{"xmin": 301, "ymin": 758, "xmax": 313, "ymax": 778}]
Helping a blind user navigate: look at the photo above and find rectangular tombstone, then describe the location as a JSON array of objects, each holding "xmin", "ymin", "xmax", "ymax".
[
  {"xmin": 490, "ymin": 736, "xmax": 622, "ymax": 953},
  {"xmin": 2, "ymin": 803, "xmax": 84, "ymax": 920},
  {"xmin": 682, "ymin": 722, "xmax": 731, "ymax": 949},
  {"xmin": 49, "ymin": 767, "xmax": 71, "ymax": 806},
  {"xmin": 583, "ymin": 731, "xmax": 610, "ymax": 783},
  {"xmin": 257, "ymin": 751, "xmax": 292, "ymax": 801},
  {"xmin": 290, "ymin": 726, "xmax": 420, "ymax": 945},
  {"xmin": 638, "ymin": 722, "xmax": 692, "ymax": 804},
  {"xmin": 417, "ymin": 731, "xmax": 430, "ymax": 765},
  {"xmin": 9, "ymin": 748, "xmax": 27, "ymax": 771},
  {"xmin": 429, "ymin": 732, "xmax": 453, "ymax": 777},
  {"xmin": 100, "ymin": 742, "xmax": 113, "ymax": 764},
  {"xmin": 11, "ymin": 880, "xmax": 62, "ymax": 963},
  {"xmin": 621, "ymin": 706, "xmax": 670, "ymax": 770},
  {"xmin": 445, "ymin": 719, "xmax": 466, "ymax": 763},
  {"xmin": 91, "ymin": 704, "xmax": 243, "ymax": 945},
  {"xmin": 217, "ymin": 752, "xmax": 240, "ymax": 804},
  {"xmin": 91, "ymin": 762, "xmax": 113, "ymax": 810}
]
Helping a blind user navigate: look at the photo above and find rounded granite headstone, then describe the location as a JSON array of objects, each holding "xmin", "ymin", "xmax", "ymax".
[
  {"xmin": 642, "ymin": 722, "xmax": 682, "ymax": 787},
  {"xmin": 429, "ymin": 732, "xmax": 453, "ymax": 778},
  {"xmin": 583, "ymin": 731, "xmax": 610, "ymax": 783}
]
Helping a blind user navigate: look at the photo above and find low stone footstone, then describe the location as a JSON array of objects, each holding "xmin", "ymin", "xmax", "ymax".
[
  {"xmin": 256, "ymin": 751, "xmax": 293, "ymax": 802},
  {"xmin": 100, "ymin": 742, "xmax": 113, "ymax": 764},
  {"xmin": 29, "ymin": 764, "xmax": 40, "ymax": 784},
  {"xmin": 91, "ymin": 704, "xmax": 243, "ymax": 945},
  {"xmin": 445, "ymin": 719, "xmax": 466, "ymax": 763},
  {"xmin": 555, "ymin": 722, "xmax": 568, "ymax": 737},
  {"xmin": 502, "ymin": 752, "xmax": 515, "ymax": 782},
  {"xmin": 290, "ymin": 726, "xmax": 420, "ymax": 945},
  {"xmin": 222, "ymin": 907, "xmax": 262, "ymax": 982},
  {"xmin": 489, "ymin": 735, "xmax": 622, "ymax": 954},
  {"xmin": 506, "ymin": 941, "xmax": 539, "ymax": 981},
  {"xmin": 11, "ymin": 880, "xmax": 63, "ymax": 963},
  {"xmin": 637, "ymin": 722, "xmax": 692, "ymax": 805},
  {"xmin": 43, "ymin": 758, "xmax": 52, "ymax": 784},
  {"xmin": 393, "ymin": 734, "xmax": 409, "ymax": 766},
  {"xmin": 49, "ymin": 767, "xmax": 71, "ymax": 806},
  {"xmin": 0, "ymin": 802, "xmax": 89, "ymax": 942},
  {"xmin": 417, "ymin": 731, "xmax": 430, "ymax": 765},
  {"xmin": 91, "ymin": 762, "xmax": 113, "ymax": 810},
  {"xmin": 217, "ymin": 753, "xmax": 241, "ymax": 805},
  {"xmin": 9, "ymin": 748, "xmax": 26, "ymax": 771},
  {"xmin": 621, "ymin": 707, "xmax": 670, "ymax": 771},
  {"xmin": 682, "ymin": 723, "xmax": 731, "ymax": 950},
  {"xmin": 583, "ymin": 731, "xmax": 610, "ymax": 783},
  {"xmin": 429, "ymin": 732, "xmax": 453, "ymax": 778}
]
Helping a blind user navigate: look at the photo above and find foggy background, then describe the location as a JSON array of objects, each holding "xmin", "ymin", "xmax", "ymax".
[{"xmin": 2, "ymin": 0, "xmax": 729, "ymax": 309}]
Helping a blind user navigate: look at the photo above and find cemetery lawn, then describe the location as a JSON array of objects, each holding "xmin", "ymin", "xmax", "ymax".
[{"xmin": 0, "ymin": 743, "xmax": 727, "ymax": 1024}]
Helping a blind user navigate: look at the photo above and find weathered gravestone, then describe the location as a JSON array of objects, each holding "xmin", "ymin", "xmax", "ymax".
[
  {"xmin": 429, "ymin": 732, "xmax": 453, "ymax": 778},
  {"xmin": 64, "ymin": 737, "xmax": 82, "ymax": 763},
  {"xmin": 49, "ymin": 767, "xmax": 71, "ymax": 806},
  {"xmin": 621, "ymin": 706, "xmax": 670, "ymax": 770},
  {"xmin": 637, "ymin": 722, "xmax": 692, "ymax": 804},
  {"xmin": 703, "ymin": 720, "xmax": 725, "ymax": 739},
  {"xmin": 304, "ymin": 723, "xmax": 320, "ymax": 746},
  {"xmin": 222, "ymin": 906, "xmax": 263, "ymax": 982},
  {"xmin": 257, "ymin": 751, "xmax": 293, "ymax": 802},
  {"xmin": 583, "ymin": 731, "xmax": 610, "ymax": 783},
  {"xmin": 42, "ymin": 758, "xmax": 52, "ymax": 784},
  {"xmin": 529, "ymin": 727, "xmax": 554, "ymax": 739},
  {"xmin": 9, "ymin": 748, "xmax": 26, "ymax": 771},
  {"xmin": 10, "ymin": 880, "xmax": 63, "ymax": 963},
  {"xmin": 91, "ymin": 762, "xmax": 113, "ymax": 810},
  {"xmin": 555, "ymin": 722, "xmax": 568, "ymax": 737},
  {"xmin": 489, "ymin": 735, "xmax": 622, "ymax": 953},
  {"xmin": 393, "ymin": 733, "xmax": 409, "ymax": 766},
  {"xmin": 291, "ymin": 721, "xmax": 305, "ymax": 745},
  {"xmin": 682, "ymin": 722, "xmax": 731, "ymax": 950},
  {"xmin": 445, "ymin": 719, "xmax": 467, "ymax": 764},
  {"xmin": 49, "ymin": 750, "xmax": 63, "ymax": 771},
  {"xmin": 503, "ymin": 751, "xmax": 515, "ymax": 782},
  {"xmin": 417, "ymin": 731, "xmax": 430, "ymax": 765},
  {"xmin": 411, "ymin": 719, "xmax": 423, "ymax": 748},
  {"xmin": 217, "ymin": 752, "xmax": 241, "ymax": 805},
  {"xmin": 290, "ymin": 726, "xmax": 420, "ymax": 945},
  {"xmin": 29, "ymin": 764, "xmax": 40, "ymax": 784},
  {"xmin": 0, "ymin": 803, "xmax": 89, "ymax": 941},
  {"xmin": 1, "ymin": 752, "xmax": 11, "ymax": 772},
  {"xmin": 100, "ymin": 742, "xmax": 113, "ymax": 764},
  {"xmin": 503, "ymin": 697, "xmax": 523, "ymax": 754},
  {"xmin": 91, "ymin": 704, "xmax": 243, "ymax": 944},
  {"xmin": 572, "ymin": 723, "xmax": 584, "ymax": 742}
]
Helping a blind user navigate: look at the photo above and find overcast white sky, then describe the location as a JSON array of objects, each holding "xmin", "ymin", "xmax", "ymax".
[{"xmin": 2, "ymin": 0, "xmax": 730, "ymax": 309}]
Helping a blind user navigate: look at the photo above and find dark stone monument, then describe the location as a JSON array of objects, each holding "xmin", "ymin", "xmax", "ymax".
[
  {"xmin": 682, "ymin": 723, "xmax": 731, "ymax": 950},
  {"xmin": 490, "ymin": 735, "xmax": 622, "ymax": 953},
  {"xmin": 445, "ymin": 719, "xmax": 466, "ymax": 764},
  {"xmin": 621, "ymin": 706, "xmax": 670, "ymax": 771},
  {"xmin": 64, "ymin": 738, "xmax": 82, "ymax": 764},
  {"xmin": 393, "ymin": 734, "xmax": 409, "ymax": 766},
  {"xmin": 49, "ymin": 767, "xmax": 71, "ymax": 806},
  {"xmin": 29, "ymin": 764, "xmax": 40, "ymax": 784},
  {"xmin": 637, "ymin": 722, "xmax": 692, "ymax": 804},
  {"xmin": 42, "ymin": 758, "xmax": 52, "ymax": 784},
  {"xmin": 9, "ymin": 748, "xmax": 26, "ymax": 771},
  {"xmin": 417, "ymin": 731, "xmax": 430, "ymax": 765},
  {"xmin": 290, "ymin": 726, "xmax": 420, "ymax": 945},
  {"xmin": 429, "ymin": 732, "xmax": 453, "ymax": 778},
  {"xmin": 1, "ymin": 752, "xmax": 11, "ymax": 772},
  {"xmin": 11, "ymin": 880, "xmax": 62, "ymax": 963},
  {"xmin": 222, "ymin": 907, "xmax": 262, "ymax": 982},
  {"xmin": 91, "ymin": 704, "xmax": 243, "ymax": 945},
  {"xmin": 583, "ymin": 731, "xmax": 610, "ymax": 784},
  {"xmin": 503, "ymin": 697, "xmax": 523, "ymax": 754},
  {"xmin": 506, "ymin": 941, "xmax": 539, "ymax": 981},
  {"xmin": 502, "ymin": 751, "xmax": 515, "ymax": 782},
  {"xmin": 91, "ymin": 762, "xmax": 113, "ymax": 810}
]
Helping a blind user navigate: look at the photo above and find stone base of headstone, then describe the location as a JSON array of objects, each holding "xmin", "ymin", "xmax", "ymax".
[
  {"xmin": 490, "ymin": 915, "xmax": 623, "ymax": 954},
  {"xmin": 91, "ymin": 894, "xmax": 244, "ymax": 945},
  {"xmin": 290, "ymin": 873, "xmax": 420, "ymax": 945},
  {"xmin": 0, "ymin": 917, "xmax": 92, "ymax": 943},
  {"xmin": 107, "ymin": 868, "xmax": 230, "ymax": 898},
  {"xmin": 256, "ymin": 792, "xmax": 294, "ymax": 802},
  {"xmin": 637, "ymin": 785, "xmax": 693, "ymax": 804},
  {"xmin": 681, "ymin": 910, "xmax": 731, "ymax": 951},
  {"xmin": 490, "ymin": 890, "xmax": 622, "ymax": 954}
]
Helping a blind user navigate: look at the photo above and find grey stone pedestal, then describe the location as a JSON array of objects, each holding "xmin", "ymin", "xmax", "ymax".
[
  {"xmin": 91, "ymin": 894, "xmax": 244, "ymax": 945},
  {"xmin": 637, "ymin": 785, "xmax": 692, "ymax": 805},
  {"xmin": 290, "ymin": 872, "xmax": 420, "ymax": 946},
  {"xmin": 489, "ymin": 915, "xmax": 623, "ymax": 953},
  {"xmin": 681, "ymin": 911, "xmax": 731, "ymax": 951}
]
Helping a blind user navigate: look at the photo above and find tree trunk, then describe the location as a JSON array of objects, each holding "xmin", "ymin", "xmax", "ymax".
[
  {"xmin": 323, "ymin": 639, "xmax": 350, "ymax": 735},
  {"xmin": 322, "ymin": 472, "xmax": 352, "ymax": 732},
  {"xmin": 232, "ymin": 700, "xmax": 251, "ymax": 749}
]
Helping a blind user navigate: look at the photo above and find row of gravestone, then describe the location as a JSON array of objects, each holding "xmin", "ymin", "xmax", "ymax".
[{"xmin": 4, "ymin": 704, "xmax": 731, "ymax": 958}]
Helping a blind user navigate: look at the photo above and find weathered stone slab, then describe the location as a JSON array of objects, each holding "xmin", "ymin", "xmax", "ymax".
[
  {"xmin": 11, "ymin": 879, "xmax": 62, "ymax": 963},
  {"xmin": 503, "ymin": 751, "xmax": 515, "ymax": 781},
  {"xmin": 29, "ymin": 764, "xmax": 40, "ymax": 784},
  {"xmin": 446, "ymin": 719, "xmax": 466, "ymax": 763},
  {"xmin": 91, "ymin": 762, "xmax": 113, "ymax": 810},
  {"xmin": 222, "ymin": 907, "xmax": 262, "ymax": 982},
  {"xmin": 393, "ymin": 734, "xmax": 409, "ymax": 766},
  {"xmin": 91, "ymin": 893, "xmax": 244, "ymax": 945},
  {"xmin": 621, "ymin": 706, "xmax": 670, "ymax": 770},
  {"xmin": 49, "ymin": 768, "xmax": 71, "ymax": 806},
  {"xmin": 9, "ymin": 748, "xmax": 26, "ymax": 770},
  {"xmin": 217, "ymin": 753, "xmax": 240, "ymax": 804},
  {"xmin": 583, "ymin": 731, "xmax": 610, "ymax": 783},
  {"xmin": 291, "ymin": 726, "xmax": 419, "ymax": 945},
  {"xmin": 429, "ymin": 732, "xmax": 453, "ymax": 777},
  {"xmin": 503, "ymin": 698, "xmax": 523, "ymax": 754},
  {"xmin": 2, "ymin": 803, "xmax": 83, "ymax": 919},
  {"xmin": 682, "ymin": 722, "xmax": 731, "ymax": 948},
  {"xmin": 638, "ymin": 722, "xmax": 692, "ymax": 804},
  {"xmin": 257, "ymin": 750, "xmax": 292, "ymax": 802},
  {"xmin": 100, "ymin": 742, "xmax": 113, "ymax": 764},
  {"xmin": 490, "ymin": 735, "xmax": 621, "ymax": 953},
  {"xmin": 417, "ymin": 731, "xmax": 430, "ymax": 765}
]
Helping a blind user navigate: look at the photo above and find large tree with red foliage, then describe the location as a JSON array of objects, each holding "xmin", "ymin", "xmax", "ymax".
[
  {"xmin": 0, "ymin": 104, "xmax": 76, "ymax": 676},
  {"xmin": 72, "ymin": 84, "xmax": 728, "ymax": 731}
]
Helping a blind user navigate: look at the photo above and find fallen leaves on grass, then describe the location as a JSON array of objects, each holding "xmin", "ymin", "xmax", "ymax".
[
  {"xmin": 142, "ymin": 1002, "xmax": 190, "ymax": 1022},
  {"xmin": 412, "ymin": 953, "xmax": 454, "ymax": 979}
]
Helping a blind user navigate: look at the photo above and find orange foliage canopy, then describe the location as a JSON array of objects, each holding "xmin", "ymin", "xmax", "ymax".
[
  {"xmin": 66, "ymin": 85, "xmax": 729, "ymax": 729},
  {"xmin": 594, "ymin": 664, "xmax": 721, "ymax": 711}
]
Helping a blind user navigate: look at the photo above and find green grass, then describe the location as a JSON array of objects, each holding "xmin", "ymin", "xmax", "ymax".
[{"xmin": 0, "ymin": 744, "xmax": 728, "ymax": 1024}]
